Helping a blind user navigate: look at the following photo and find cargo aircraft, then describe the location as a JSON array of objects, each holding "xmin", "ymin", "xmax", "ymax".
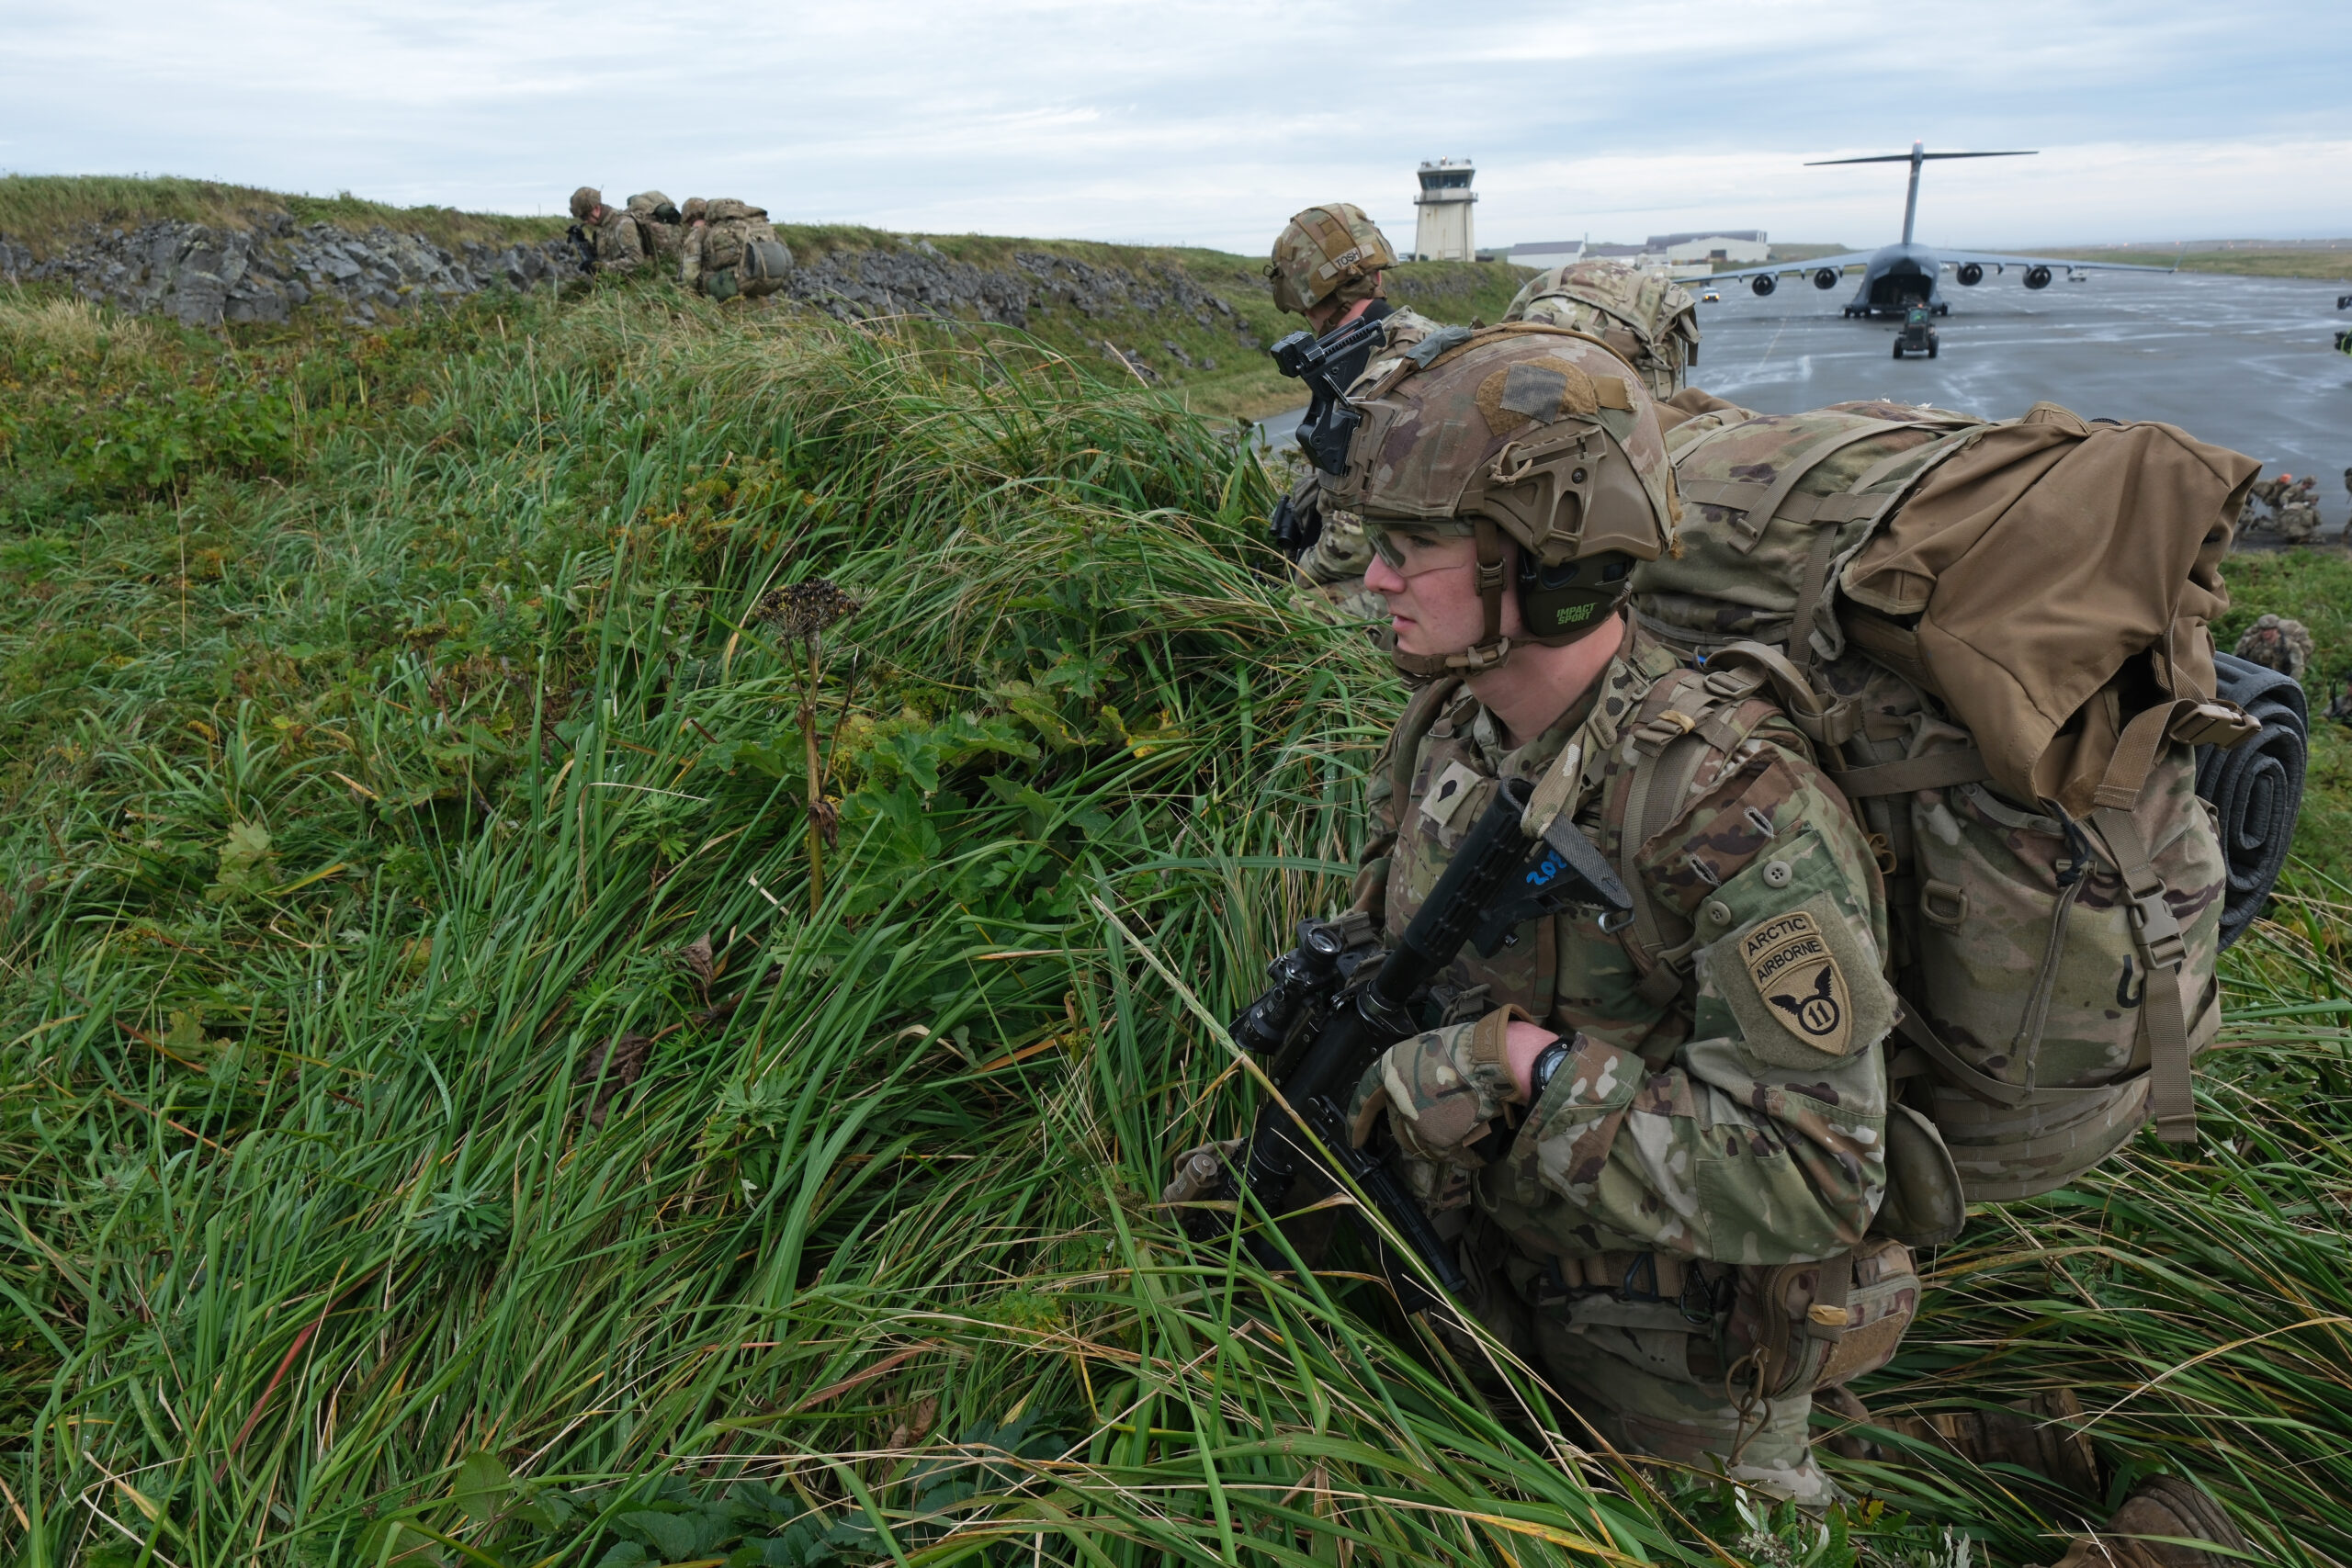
[{"xmin": 1702, "ymin": 143, "xmax": 2173, "ymax": 318}]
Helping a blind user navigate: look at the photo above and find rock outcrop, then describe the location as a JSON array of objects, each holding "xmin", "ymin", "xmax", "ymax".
[
  {"xmin": 0, "ymin": 212, "xmax": 582, "ymax": 327},
  {"xmin": 0, "ymin": 213, "xmax": 1259, "ymax": 348},
  {"xmin": 781, "ymin": 242, "xmax": 1249, "ymax": 340}
]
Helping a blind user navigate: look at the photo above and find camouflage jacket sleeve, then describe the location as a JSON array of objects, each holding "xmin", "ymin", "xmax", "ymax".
[{"xmin": 1482, "ymin": 736, "xmax": 1897, "ymax": 1264}]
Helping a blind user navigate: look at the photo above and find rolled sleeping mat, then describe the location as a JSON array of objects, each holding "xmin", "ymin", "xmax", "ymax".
[{"xmin": 2195, "ymin": 650, "xmax": 2308, "ymax": 948}]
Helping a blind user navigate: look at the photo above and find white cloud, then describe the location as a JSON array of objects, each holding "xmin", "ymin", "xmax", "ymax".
[{"xmin": 0, "ymin": 0, "xmax": 2343, "ymax": 246}]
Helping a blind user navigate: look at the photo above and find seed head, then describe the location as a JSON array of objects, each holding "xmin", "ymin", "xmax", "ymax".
[{"xmin": 757, "ymin": 579, "xmax": 861, "ymax": 644}]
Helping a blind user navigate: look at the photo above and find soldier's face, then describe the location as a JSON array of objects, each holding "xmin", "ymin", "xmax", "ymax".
[{"xmin": 1364, "ymin": 528, "xmax": 1522, "ymax": 654}]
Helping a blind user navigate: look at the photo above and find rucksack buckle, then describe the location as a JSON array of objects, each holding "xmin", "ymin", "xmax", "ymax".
[
  {"xmin": 1632, "ymin": 708, "xmax": 1699, "ymax": 755},
  {"xmin": 2126, "ymin": 891, "xmax": 2187, "ymax": 972}
]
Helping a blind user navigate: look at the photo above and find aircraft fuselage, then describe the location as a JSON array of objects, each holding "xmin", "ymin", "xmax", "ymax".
[{"xmin": 1841, "ymin": 243, "xmax": 1945, "ymax": 319}]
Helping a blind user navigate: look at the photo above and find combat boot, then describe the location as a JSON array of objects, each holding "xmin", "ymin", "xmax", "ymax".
[
  {"xmin": 1818, "ymin": 1388, "xmax": 2101, "ymax": 1495},
  {"xmin": 2042, "ymin": 1475, "xmax": 2250, "ymax": 1568}
]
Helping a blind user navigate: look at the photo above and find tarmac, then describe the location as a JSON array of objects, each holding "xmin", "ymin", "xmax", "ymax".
[{"xmin": 1261, "ymin": 269, "xmax": 2352, "ymax": 536}]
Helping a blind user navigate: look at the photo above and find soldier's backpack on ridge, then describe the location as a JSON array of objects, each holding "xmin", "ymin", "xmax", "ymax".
[
  {"xmin": 684, "ymin": 198, "xmax": 794, "ymax": 300},
  {"xmin": 1624, "ymin": 397, "xmax": 2263, "ymax": 1213},
  {"xmin": 1504, "ymin": 259, "xmax": 1701, "ymax": 400},
  {"xmin": 624, "ymin": 191, "xmax": 684, "ymax": 265}
]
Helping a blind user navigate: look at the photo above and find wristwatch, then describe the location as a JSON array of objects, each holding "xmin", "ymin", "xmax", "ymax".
[{"xmin": 1528, "ymin": 1037, "xmax": 1573, "ymax": 1103}]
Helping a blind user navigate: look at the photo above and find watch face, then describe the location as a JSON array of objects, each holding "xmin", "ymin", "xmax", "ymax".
[{"xmin": 1531, "ymin": 1040, "xmax": 1570, "ymax": 1100}]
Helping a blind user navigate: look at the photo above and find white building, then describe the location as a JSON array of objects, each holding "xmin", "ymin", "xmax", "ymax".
[
  {"xmin": 1647, "ymin": 231, "xmax": 1770, "ymax": 265},
  {"xmin": 1413, "ymin": 159, "xmax": 1477, "ymax": 262},
  {"xmin": 1507, "ymin": 240, "xmax": 1583, "ymax": 271}
]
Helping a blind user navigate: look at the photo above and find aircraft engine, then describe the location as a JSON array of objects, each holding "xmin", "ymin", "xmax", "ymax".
[
  {"xmin": 2024, "ymin": 265, "xmax": 2053, "ymax": 290},
  {"xmin": 1812, "ymin": 267, "xmax": 1838, "ymax": 289},
  {"xmin": 1956, "ymin": 262, "xmax": 1984, "ymax": 286},
  {"xmin": 1751, "ymin": 274, "xmax": 1777, "ymax": 297}
]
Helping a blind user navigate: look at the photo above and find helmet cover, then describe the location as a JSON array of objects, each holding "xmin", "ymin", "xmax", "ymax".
[
  {"xmin": 1329, "ymin": 325, "xmax": 1681, "ymax": 671},
  {"xmin": 1267, "ymin": 203, "xmax": 1399, "ymax": 316},
  {"xmin": 570, "ymin": 186, "xmax": 603, "ymax": 221}
]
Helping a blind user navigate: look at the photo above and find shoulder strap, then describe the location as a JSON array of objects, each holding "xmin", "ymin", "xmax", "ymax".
[
  {"xmin": 2084, "ymin": 802, "xmax": 2197, "ymax": 1145},
  {"xmin": 1611, "ymin": 666, "xmax": 1781, "ymax": 1015},
  {"xmin": 1387, "ymin": 676, "xmax": 1464, "ymax": 812}
]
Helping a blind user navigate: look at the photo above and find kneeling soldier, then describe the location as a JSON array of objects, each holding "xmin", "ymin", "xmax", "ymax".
[
  {"xmin": 1264, "ymin": 203, "xmax": 1437, "ymax": 622},
  {"xmin": 1332, "ymin": 326, "xmax": 1914, "ymax": 1502},
  {"xmin": 569, "ymin": 186, "xmax": 647, "ymax": 276}
]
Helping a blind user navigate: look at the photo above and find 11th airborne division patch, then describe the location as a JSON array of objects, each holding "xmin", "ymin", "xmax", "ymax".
[{"xmin": 1742, "ymin": 909, "xmax": 1852, "ymax": 1056}]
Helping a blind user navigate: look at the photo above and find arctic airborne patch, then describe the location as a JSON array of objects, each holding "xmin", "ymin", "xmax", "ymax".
[{"xmin": 1740, "ymin": 909, "xmax": 1850, "ymax": 1056}]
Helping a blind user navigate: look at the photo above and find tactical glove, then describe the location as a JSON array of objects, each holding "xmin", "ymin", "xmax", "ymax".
[{"xmin": 1351, "ymin": 1005, "xmax": 1536, "ymax": 1170}]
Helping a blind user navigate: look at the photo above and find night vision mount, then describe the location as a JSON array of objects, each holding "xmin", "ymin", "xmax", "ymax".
[{"xmin": 1269, "ymin": 311, "xmax": 1386, "ymax": 475}]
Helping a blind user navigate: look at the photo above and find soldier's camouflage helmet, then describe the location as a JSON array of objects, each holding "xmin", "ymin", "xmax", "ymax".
[
  {"xmin": 1268, "ymin": 203, "xmax": 1399, "ymax": 316},
  {"xmin": 1327, "ymin": 324, "xmax": 1680, "ymax": 675},
  {"xmin": 570, "ymin": 186, "xmax": 604, "ymax": 222}
]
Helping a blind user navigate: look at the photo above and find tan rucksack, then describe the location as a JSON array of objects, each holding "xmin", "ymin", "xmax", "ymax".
[
  {"xmin": 624, "ymin": 191, "xmax": 684, "ymax": 264},
  {"xmin": 688, "ymin": 198, "xmax": 793, "ymax": 300},
  {"xmin": 1626, "ymin": 398, "xmax": 2259, "ymax": 1214}
]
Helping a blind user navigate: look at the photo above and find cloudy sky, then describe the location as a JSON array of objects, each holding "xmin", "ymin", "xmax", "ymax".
[{"xmin": 4, "ymin": 0, "xmax": 2346, "ymax": 254}]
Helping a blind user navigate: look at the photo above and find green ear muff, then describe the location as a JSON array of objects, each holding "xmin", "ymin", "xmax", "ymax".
[{"xmin": 1517, "ymin": 550, "xmax": 1632, "ymax": 644}]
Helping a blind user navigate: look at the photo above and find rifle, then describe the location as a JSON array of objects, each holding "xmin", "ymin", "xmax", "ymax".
[
  {"xmin": 1267, "ymin": 310, "xmax": 1389, "ymax": 475},
  {"xmin": 1183, "ymin": 775, "xmax": 1633, "ymax": 1311},
  {"xmin": 566, "ymin": 222, "xmax": 597, "ymax": 276}
]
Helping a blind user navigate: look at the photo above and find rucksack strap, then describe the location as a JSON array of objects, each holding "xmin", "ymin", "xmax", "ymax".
[
  {"xmin": 1702, "ymin": 641, "xmax": 1860, "ymax": 758},
  {"xmin": 1611, "ymin": 666, "xmax": 1778, "ymax": 1015},
  {"xmin": 2085, "ymin": 804, "xmax": 2197, "ymax": 1144},
  {"xmin": 1834, "ymin": 749, "xmax": 1991, "ymax": 796},
  {"xmin": 1387, "ymin": 677, "xmax": 1464, "ymax": 815}
]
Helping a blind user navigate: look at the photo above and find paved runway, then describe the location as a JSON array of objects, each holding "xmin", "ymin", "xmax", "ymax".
[{"xmin": 1261, "ymin": 270, "xmax": 2352, "ymax": 532}]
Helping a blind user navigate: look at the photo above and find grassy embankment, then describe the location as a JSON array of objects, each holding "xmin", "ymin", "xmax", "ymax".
[
  {"xmin": 0, "ymin": 174, "xmax": 1532, "ymax": 426},
  {"xmin": 2036, "ymin": 242, "xmax": 2352, "ymax": 281},
  {"xmin": 1, "ymin": 227, "xmax": 2348, "ymax": 1566},
  {"xmin": 783, "ymin": 229, "xmax": 1530, "ymax": 423},
  {"xmin": 0, "ymin": 174, "xmax": 571, "ymax": 255}
]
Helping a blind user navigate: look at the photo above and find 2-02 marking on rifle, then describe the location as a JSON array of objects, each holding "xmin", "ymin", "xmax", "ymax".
[{"xmin": 1181, "ymin": 777, "xmax": 1632, "ymax": 1313}]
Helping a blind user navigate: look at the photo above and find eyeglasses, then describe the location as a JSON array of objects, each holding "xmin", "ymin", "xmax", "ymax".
[{"xmin": 1365, "ymin": 526, "xmax": 1476, "ymax": 578}]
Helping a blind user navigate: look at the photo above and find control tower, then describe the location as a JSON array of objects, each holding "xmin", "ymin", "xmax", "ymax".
[{"xmin": 1413, "ymin": 159, "xmax": 1477, "ymax": 262}]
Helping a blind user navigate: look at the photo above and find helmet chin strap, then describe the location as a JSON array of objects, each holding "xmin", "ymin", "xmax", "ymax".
[{"xmin": 1388, "ymin": 519, "xmax": 1624, "ymax": 680}]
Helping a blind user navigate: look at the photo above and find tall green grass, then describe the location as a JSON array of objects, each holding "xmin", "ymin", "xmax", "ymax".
[{"xmin": 1, "ymin": 276, "xmax": 2346, "ymax": 1567}]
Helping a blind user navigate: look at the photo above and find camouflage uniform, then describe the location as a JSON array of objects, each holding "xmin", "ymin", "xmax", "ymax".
[
  {"xmin": 1263, "ymin": 203, "xmax": 1435, "ymax": 621},
  {"xmin": 2233, "ymin": 614, "xmax": 2313, "ymax": 679},
  {"xmin": 569, "ymin": 186, "xmax": 647, "ymax": 276},
  {"xmin": 1504, "ymin": 259, "xmax": 1702, "ymax": 401},
  {"xmin": 680, "ymin": 198, "xmax": 794, "ymax": 300},
  {"xmin": 2248, "ymin": 474, "xmax": 2322, "ymax": 543},
  {"xmin": 1354, "ymin": 625, "xmax": 1907, "ymax": 1502},
  {"xmin": 1283, "ymin": 302, "xmax": 1441, "ymax": 622},
  {"xmin": 625, "ymin": 191, "xmax": 684, "ymax": 265}
]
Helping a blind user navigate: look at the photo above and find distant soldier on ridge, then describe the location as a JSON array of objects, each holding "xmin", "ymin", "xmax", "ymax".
[
  {"xmin": 568, "ymin": 186, "xmax": 650, "ymax": 276},
  {"xmin": 678, "ymin": 198, "xmax": 796, "ymax": 302},
  {"xmin": 623, "ymin": 191, "xmax": 684, "ymax": 267},
  {"xmin": 1263, "ymin": 203, "xmax": 1436, "ymax": 622},
  {"xmin": 2246, "ymin": 472, "xmax": 2322, "ymax": 544},
  {"xmin": 2233, "ymin": 614, "xmax": 2314, "ymax": 680}
]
